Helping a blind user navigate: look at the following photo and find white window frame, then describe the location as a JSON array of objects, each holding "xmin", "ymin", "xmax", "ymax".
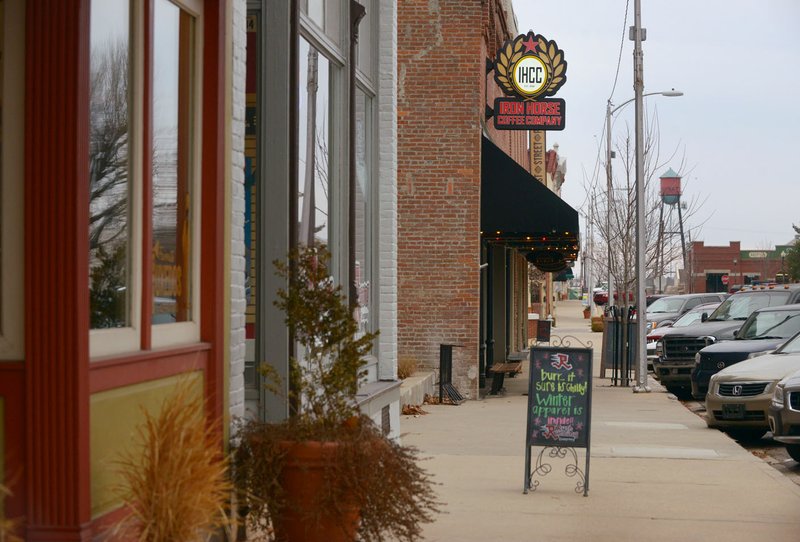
[
  {"xmin": 151, "ymin": 0, "xmax": 203, "ymax": 349},
  {"xmin": 90, "ymin": 0, "xmax": 203, "ymax": 357}
]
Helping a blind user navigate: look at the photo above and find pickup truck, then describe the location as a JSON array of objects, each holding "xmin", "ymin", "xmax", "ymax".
[{"xmin": 653, "ymin": 284, "xmax": 800, "ymax": 396}]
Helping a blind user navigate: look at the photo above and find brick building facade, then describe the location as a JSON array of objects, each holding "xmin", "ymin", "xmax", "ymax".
[
  {"xmin": 685, "ymin": 241, "xmax": 794, "ymax": 293},
  {"xmin": 397, "ymin": 0, "xmax": 578, "ymax": 398}
]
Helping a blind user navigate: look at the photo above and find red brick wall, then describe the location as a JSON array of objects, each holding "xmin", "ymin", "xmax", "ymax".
[
  {"xmin": 398, "ymin": 0, "xmax": 529, "ymax": 398},
  {"xmin": 687, "ymin": 241, "xmax": 787, "ymax": 292}
]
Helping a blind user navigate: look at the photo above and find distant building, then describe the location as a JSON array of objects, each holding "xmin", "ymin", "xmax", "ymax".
[{"xmin": 684, "ymin": 241, "xmax": 795, "ymax": 292}]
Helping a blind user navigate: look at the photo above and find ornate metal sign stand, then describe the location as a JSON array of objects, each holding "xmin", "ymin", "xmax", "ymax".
[{"xmin": 524, "ymin": 340, "xmax": 593, "ymax": 497}]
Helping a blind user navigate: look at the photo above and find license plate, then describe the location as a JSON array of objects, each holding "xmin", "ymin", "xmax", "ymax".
[{"xmin": 722, "ymin": 404, "xmax": 745, "ymax": 420}]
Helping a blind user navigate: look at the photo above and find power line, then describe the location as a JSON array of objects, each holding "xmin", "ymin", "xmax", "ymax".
[{"xmin": 608, "ymin": 0, "xmax": 630, "ymax": 102}]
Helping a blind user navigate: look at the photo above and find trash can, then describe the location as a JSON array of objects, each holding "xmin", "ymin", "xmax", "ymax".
[{"xmin": 600, "ymin": 306, "xmax": 638, "ymax": 386}]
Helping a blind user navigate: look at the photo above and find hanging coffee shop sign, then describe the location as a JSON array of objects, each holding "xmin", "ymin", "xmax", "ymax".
[{"xmin": 492, "ymin": 31, "xmax": 567, "ymax": 131}]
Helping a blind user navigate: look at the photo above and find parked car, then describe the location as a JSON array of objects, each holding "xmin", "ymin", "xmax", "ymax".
[
  {"xmin": 647, "ymin": 302, "xmax": 722, "ymax": 370},
  {"xmin": 768, "ymin": 367, "xmax": 800, "ymax": 463},
  {"xmin": 706, "ymin": 329, "xmax": 800, "ymax": 441},
  {"xmin": 691, "ymin": 304, "xmax": 800, "ymax": 399},
  {"xmin": 646, "ymin": 293, "xmax": 728, "ymax": 331},
  {"xmin": 592, "ymin": 290, "xmax": 635, "ymax": 306},
  {"xmin": 646, "ymin": 294, "xmax": 669, "ymax": 306},
  {"xmin": 653, "ymin": 284, "xmax": 800, "ymax": 396}
]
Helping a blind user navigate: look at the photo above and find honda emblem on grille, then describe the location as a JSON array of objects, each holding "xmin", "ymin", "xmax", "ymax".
[
  {"xmin": 732, "ymin": 385, "xmax": 743, "ymax": 396},
  {"xmin": 683, "ymin": 346, "xmax": 689, "ymax": 351},
  {"xmin": 717, "ymin": 362, "xmax": 725, "ymax": 369}
]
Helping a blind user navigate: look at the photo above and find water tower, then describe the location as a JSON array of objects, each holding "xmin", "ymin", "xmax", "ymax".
[{"xmin": 655, "ymin": 168, "xmax": 687, "ymax": 292}]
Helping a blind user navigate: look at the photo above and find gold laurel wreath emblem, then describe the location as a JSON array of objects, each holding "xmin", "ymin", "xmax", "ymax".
[{"xmin": 495, "ymin": 34, "xmax": 566, "ymax": 99}]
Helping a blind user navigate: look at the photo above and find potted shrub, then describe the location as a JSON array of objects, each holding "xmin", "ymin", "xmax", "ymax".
[{"xmin": 234, "ymin": 245, "xmax": 439, "ymax": 542}]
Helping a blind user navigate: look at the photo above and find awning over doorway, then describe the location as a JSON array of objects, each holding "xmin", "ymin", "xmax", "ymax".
[{"xmin": 480, "ymin": 135, "xmax": 579, "ymax": 271}]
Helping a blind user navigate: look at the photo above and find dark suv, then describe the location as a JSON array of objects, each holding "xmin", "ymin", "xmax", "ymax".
[
  {"xmin": 690, "ymin": 304, "xmax": 800, "ymax": 399},
  {"xmin": 653, "ymin": 284, "xmax": 800, "ymax": 396},
  {"xmin": 646, "ymin": 293, "xmax": 728, "ymax": 331}
]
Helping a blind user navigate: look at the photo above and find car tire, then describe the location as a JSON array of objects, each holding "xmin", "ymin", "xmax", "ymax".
[
  {"xmin": 665, "ymin": 385, "xmax": 692, "ymax": 400},
  {"xmin": 786, "ymin": 444, "xmax": 800, "ymax": 463},
  {"xmin": 722, "ymin": 428, "xmax": 766, "ymax": 442}
]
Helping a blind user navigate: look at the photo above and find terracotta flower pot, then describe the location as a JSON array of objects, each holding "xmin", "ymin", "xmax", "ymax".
[{"xmin": 274, "ymin": 441, "xmax": 360, "ymax": 542}]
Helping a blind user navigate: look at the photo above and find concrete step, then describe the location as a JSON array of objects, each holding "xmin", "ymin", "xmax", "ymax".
[{"xmin": 400, "ymin": 370, "xmax": 436, "ymax": 407}]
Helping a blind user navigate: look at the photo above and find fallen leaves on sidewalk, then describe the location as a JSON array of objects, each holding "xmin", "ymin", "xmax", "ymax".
[{"xmin": 402, "ymin": 404, "xmax": 429, "ymax": 416}]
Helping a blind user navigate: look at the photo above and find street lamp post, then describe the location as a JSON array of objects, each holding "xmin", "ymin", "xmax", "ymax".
[
  {"xmin": 781, "ymin": 251, "xmax": 788, "ymax": 283},
  {"xmin": 605, "ymin": 89, "xmax": 682, "ymax": 313},
  {"xmin": 632, "ymin": 0, "xmax": 648, "ymax": 392}
]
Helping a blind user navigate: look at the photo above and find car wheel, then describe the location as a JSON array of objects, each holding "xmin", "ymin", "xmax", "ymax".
[
  {"xmin": 665, "ymin": 385, "xmax": 691, "ymax": 400},
  {"xmin": 722, "ymin": 428, "xmax": 766, "ymax": 442},
  {"xmin": 786, "ymin": 444, "xmax": 800, "ymax": 463}
]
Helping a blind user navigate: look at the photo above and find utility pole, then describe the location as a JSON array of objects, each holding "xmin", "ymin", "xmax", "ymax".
[
  {"xmin": 606, "ymin": 101, "xmax": 614, "ymax": 309},
  {"xmin": 632, "ymin": 0, "xmax": 650, "ymax": 392}
]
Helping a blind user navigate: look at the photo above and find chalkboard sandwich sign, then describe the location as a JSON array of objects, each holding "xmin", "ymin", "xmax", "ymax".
[{"xmin": 524, "ymin": 346, "xmax": 592, "ymax": 496}]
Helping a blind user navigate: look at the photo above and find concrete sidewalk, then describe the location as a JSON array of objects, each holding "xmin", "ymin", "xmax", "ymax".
[{"xmin": 401, "ymin": 300, "xmax": 800, "ymax": 541}]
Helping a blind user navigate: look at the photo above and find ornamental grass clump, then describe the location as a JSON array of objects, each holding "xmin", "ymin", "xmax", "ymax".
[
  {"xmin": 234, "ymin": 244, "xmax": 440, "ymax": 541},
  {"xmin": 0, "ymin": 483, "xmax": 21, "ymax": 542},
  {"xmin": 115, "ymin": 381, "xmax": 232, "ymax": 542}
]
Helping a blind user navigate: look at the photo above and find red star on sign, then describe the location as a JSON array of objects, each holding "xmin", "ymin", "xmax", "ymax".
[{"xmin": 522, "ymin": 35, "xmax": 538, "ymax": 53}]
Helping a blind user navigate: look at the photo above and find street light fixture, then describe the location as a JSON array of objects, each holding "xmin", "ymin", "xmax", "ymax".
[
  {"xmin": 781, "ymin": 250, "xmax": 788, "ymax": 284},
  {"xmin": 605, "ymin": 89, "xmax": 683, "ymax": 311}
]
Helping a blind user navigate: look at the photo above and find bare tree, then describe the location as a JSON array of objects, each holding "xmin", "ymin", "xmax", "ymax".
[
  {"xmin": 89, "ymin": 39, "xmax": 130, "ymax": 252},
  {"xmin": 89, "ymin": 39, "xmax": 130, "ymax": 328},
  {"xmin": 587, "ymin": 109, "xmax": 708, "ymax": 301}
]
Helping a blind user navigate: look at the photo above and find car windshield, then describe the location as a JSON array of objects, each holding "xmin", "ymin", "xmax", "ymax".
[
  {"xmin": 738, "ymin": 309, "xmax": 800, "ymax": 340},
  {"xmin": 707, "ymin": 291, "xmax": 792, "ymax": 321},
  {"xmin": 671, "ymin": 308, "xmax": 708, "ymax": 328},
  {"xmin": 646, "ymin": 297, "xmax": 685, "ymax": 313},
  {"xmin": 776, "ymin": 330, "xmax": 800, "ymax": 354}
]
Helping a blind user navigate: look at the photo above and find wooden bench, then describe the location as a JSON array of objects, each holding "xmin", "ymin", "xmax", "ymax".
[{"xmin": 488, "ymin": 361, "xmax": 523, "ymax": 394}]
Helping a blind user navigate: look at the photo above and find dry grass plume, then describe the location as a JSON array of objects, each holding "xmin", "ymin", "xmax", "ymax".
[
  {"xmin": 0, "ymin": 483, "xmax": 20, "ymax": 542},
  {"xmin": 115, "ymin": 381, "xmax": 232, "ymax": 542}
]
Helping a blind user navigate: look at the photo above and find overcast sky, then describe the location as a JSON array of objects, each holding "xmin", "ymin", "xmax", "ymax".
[{"xmin": 512, "ymin": 0, "xmax": 800, "ymax": 250}]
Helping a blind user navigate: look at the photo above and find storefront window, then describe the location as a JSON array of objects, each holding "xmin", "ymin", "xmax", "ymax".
[
  {"xmin": 0, "ymin": 0, "xmax": 4, "ymax": 321},
  {"xmin": 152, "ymin": 0, "xmax": 194, "ymax": 324},
  {"xmin": 89, "ymin": 0, "xmax": 201, "ymax": 355},
  {"xmin": 354, "ymin": 88, "xmax": 372, "ymax": 334},
  {"xmin": 89, "ymin": 0, "xmax": 132, "ymax": 329},
  {"xmin": 244, "ymin": 11, "xmax": 259, "ymax": 390},
  {"xmin": 298, "ymin": 39, "xmax": 331, "ymax": 248}
]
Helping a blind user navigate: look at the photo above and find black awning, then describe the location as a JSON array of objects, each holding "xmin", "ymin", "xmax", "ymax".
[{"xmin": 481, "ymin": 135, "xmax": 580, "ymax": 266}]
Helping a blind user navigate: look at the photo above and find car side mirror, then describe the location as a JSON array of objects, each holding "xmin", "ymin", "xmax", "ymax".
[
  {"xmin": 701, "ymin": 312, "xmax": 708, "ymax": 322},
  {"xmin": 732, "ymin": 329, "xmax": 738, "ymax": 338}
]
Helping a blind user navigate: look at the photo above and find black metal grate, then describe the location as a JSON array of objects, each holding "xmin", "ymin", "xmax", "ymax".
[
  {"xmin": 718, "ymin": 382, "xmax": 769, "ymax": 397},
  {"xmin": 790, "ymin": 392, "xmax": 800, "ymax": 411},
  {"xmin": 381, "ymin": 405, "xmax": 391, "ymax": 435},
  {"xmin": 662, "ymin": 336, "xmax": 714, "ymax": 361}
]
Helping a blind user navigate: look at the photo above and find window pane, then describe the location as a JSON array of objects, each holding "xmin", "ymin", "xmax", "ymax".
[
  {"xmin": 89, "ymin": 0, "xmax": 132, "ymax": 329},
  {"xmin": 306, "ymin": 0, "xmax": 324, "ymax": 28},
  {"xmin": 354, "ymin": 89, "xmax": 372, "ymax": 334},
  {"xmin": 356, "ymin": 0, "xmax": 373, "ymax": 79},
  {"xmin": 301, "ymin": 0, "xmax": 342, "ymax": 47},
  {"xmin": 298, "ymin": 39, "xmax": 330, "ymax": 248},
  {"xmin": 152, "ymin": 0, "xmax": 194, "ymax": 324}
]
